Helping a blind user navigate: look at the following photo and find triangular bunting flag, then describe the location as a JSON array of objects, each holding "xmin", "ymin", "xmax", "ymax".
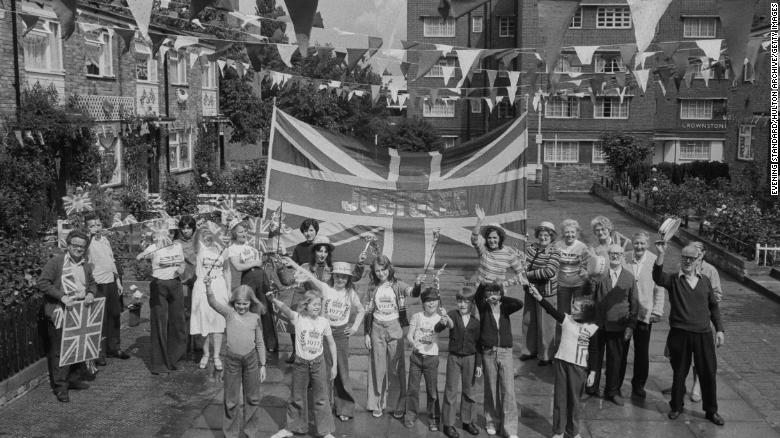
[
  {"xmin": 455, "ymin": 49, "xmax": 482, "ymax": 85},
  {"xmin": 245, "ymin": 43, "xmax": 264, "ymax": 71},
  {"xmin": 368, "ymin": 36, "xmax": 384, "ymax": 58},
  {"xmin": 435, "ymin": 44, "xmax": 454, "ymax": 55},
  {"xmin": 438, "ymin": 0, "xmax": 490, "ymax": 19},
  {"xmin": 672, "ymin": 52, "xmax": 689, "ymax": 77},
  {"xmin": 745, "ymin": 37, "xmax": 763, "ymax": 70},
  {"xmin": 634, "ymin": 51, "xmax": 657, "ymax": 69},
  {"xmin": 441, "ymin": 65, "xmax": 456, "ymax": 86},
  {"xmin": 127, "ymin": 0, "xmax": 153, "ymax": 41},
  {"xmin": 507, "ymin": 86, "xmax": 518, "ymax": 104},
  {"xmin": 189, "ymin": 52, "xmax": 200, "ymax": 68},
  {"xmin": 573, "ymin": 46, "xmax": 599, "ymax": 66},
  {"xmin": 413, "ymin": 50, "xmax": 443, "ymax": 81},
  {"xmin": 538, "ymin": 0, "xmax": 580, "ymax": 73},
  {"xmin": 217, "ymin": 59, "xmax": 226, "ymax": 76},
  {"xmin": 283, "ymin": 0, "xmax": 319, "ymax": 57},
  {"xmin": 312, "ymin": 11, "xmax": 324, "ymax": 28},
  {"xmin": 114, "ymin": 28, "xmax": 136, "ymax": 55},
  {"xmin": 370, "ymin": 84, "xmax": 381, "ymax": 105},
  {"xmin": 616, "ymin": 71, "xmax": 626, "ymax": 88},
  {"xmin": 619, "ymin": 44, "xmax": 637, "ymax": 68},
  {"xmin": 626, "ymin": 0, "xmax": 673, "ymax": 52},
  {"xmin": 507, "ymin": 71, "xmax": 520, "ymax": 89},
  {"xmin": 484, "ymin": 96, "xmax": 495, "ymax": 113},
  {"xmin": 150, "ymin": 33, "xmax": 167, "ymax": 57},
  {"xmin": 174, "ymin": 36, "xmax": 199, "ymax": 50},
  {"xmin": 346, "ymin": 48, "xmax": 368, "ymax": 70},
  {"xmin": 634, "ymin": 68, "xmax": 649, "ymax": 92},
  {"xmin": 656, "ymin": 42, "xmax": 679, "ymax": 60},
  {"xmin": 587, "ymin": 87, "xmax": 597, "ymax": 106},
  {"xmin": 683, "ymin": 69, "xmax": 694, "ymax": 88},
  {"xmin": 20, "ymin": 13, "xmax": 40, "ymax": 37},
  {"xmin": 717, "ymin": 0, "xmax": 754, "ymax": 82},
  {"xmin": 52, "ymin": 0, "xmax": 77, "ymax": 39},
  {"xmin": 277, "ymin": 44, "xmax": 298, "ymax": 67},
  {"xmin": 696, "ymin": 39, "xmax": 723, "ymax": 61},
  {"xmin": 486, "ymin": 69, "xmax": 497, "ymax": 88}
]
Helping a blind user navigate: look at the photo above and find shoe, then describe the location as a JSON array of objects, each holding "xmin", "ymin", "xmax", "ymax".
[
  {"xmin": 605, "ymin": 395, "xmax": 624, "ymax": 406},
  {"xmin": 519, "ymin": 354, "xmax": 536, "ymax": 361},
  {"xmin": 372, "ymin": 409, "xmax": 383, "ymax": 418},
  {"xmin": 705, "ymin": 412, "xmax": 724, "ymax": 426},
  {"xmin": 443, "ymin": 426, "xmax": 460, "ymax": 438},
  {"xmin": 151, "ymin": 370, "xmax": 169, "ymax": 376},
  {"xmin": 199, "ymin": 355, "xmax": 210, "ymax": 369},
  {"xmin": 108, "ymin": 350, "xmax": 130, "ymax": 359},
  {"xmin": 323, "ymin": 435, "xmax": 335, "ymax": 438},
  {"xmin": 509, "ymin": 435, "xmax": 519, "ymax": 438},
  {"xmin": 269, "ymin": 429, "xmax": 294, "ymax": 438},
  {"xmin": 214, "ymin": 358, "xmax": 223, "ymax": 371},
  {"xmin": 285, "ymin": 354, "xmax": 296, "ymax": 364},
  {"xmin": 393, "ymin": 411, "xmax": 404, "ymax": 419},
  {"xmin": 552, "ymin": 434, "xmax": 564, "ymax": 438},
  {"xmin": 668, "ymin": 410, "xmax": 681, "ymax": 420},
  {"xmin": 462, "ymin": 423, "xmax": 479, "ymax": 435},
  {"xmin": 55, "ymin": 392, "xmax": 70, "ymax": 403},
  {"xmin": 95, "ymin": 358, "xmax": 107, "ymax": 367},
  {"xmin": 429, "ymin": 423, "xmax": 439, "ymax": 432},
  {"xmin": 632, "ymin": 387, "xmax": 647, "ymax": 399},
  {"xmin": 68, "ymin": 381, "xmax": 90, "ymax": 390},
  {"xmin": 404, "ymin": 420, "xmax": 415, "ymax": 428},
  {"xmin": 661, "ymin": 386, "xmax": 672, "ymax": 395},
  {"xmin": 537, "ymin": 359, "xmax": 552, "ymax": 366},
  {"xmin": 585, "ymin": 386, "xmax": 598, "ymax": 396},
  {"xmin": 337, "ymin": 415, "xmax": 350, "ymax": 422},
  {"xmin": 486, "ymin": 425, "xmax": 497, "ymax": 436},
  {"xmin": 690, "ymin": 391, "xmax": 701, "ymax": 402}
]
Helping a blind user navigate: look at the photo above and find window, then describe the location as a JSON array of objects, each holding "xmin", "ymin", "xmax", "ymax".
[
  {"xmin": 680, "ymin": 140, "xmax": 710, "ymax": 160},
  {"xmin": 442, "ymin": 136, "xmax": 458, "ymax": 149},
  {"xmin": 683, "ymin": 17, "xmax": 717, "ymax": 38},
  {"xmin": 135, "ymin": 44, "xmax": 158, "ymax": 82},
  {"xmin": 22, "ymin": 20, "xmax": 63, "ymax": 72},
  {"xmin": 498, "ymin": 16, "xmax": 515, "ymax": 37},
  {"xmin": 169, "ymin": 130, "xmax": 192, "ymax": 170},
  {"xmin": 545, "ymin": 97, "xmax": 580, "ymax": 118},
  {"xmin": 596, "ymin": 7, "xmax": 631, "ymax": 28},
  {"xmin": 423, "ymin": 99, "xmax": 455, "ymax": 117},
  {"xmin": 497, "ymin": 99, "xmax": 512, "ymax": 118},
  {"xmin": 423, "ymin": 17, "xmax": 456, "ymax": 37},
  {"xmin": 690, "ymin": 58, "xmax": 712, "ymax": 79},
  {"xmin": 570, "ymin": 8, "xmax": 582, "ymax": 29},
  {"xmin": 426, "ymin": 58, "xmax": 458, "ymax": 77},
  {"xmin": 592, "ymin": 142, "xmax": 606, "ymax": 163},
  {"xmin": 595, "ymin": 98, "xmax": 629, "ymax": 119},
  {"xmin": 544, "ymin": 141, "xmax": 579, "ymax": 163},
  {"xmin": 472, "ymin": 16, "xmax": 483, "ymax": 33},
  {"xmin": 680, "ymin": 99, "xmax": 713, "ymax": 119},
  {"xmin": 471, "ymin": 100, "xmax": 482, "ymax": 113},
  {"xmin": 594, "ymin": 54, "xmax": 625, "ymax": 73},
  {"xmin": 202, "ymin": 60, "xmax": 218, "ymax": 89},
  {"xmin": 738, "ymin": 125, "xmax": 754, "ymax": 160},
  {"xmin": 168, "ymin": 51, "xmax": 188, "ymax": 85},
  {"xmin": 554, "ymin": 56, "xmax": 582, "ymax": 73},
  {"xmin": 84, "ymin": 29, "xmax": 113, "ymax": 77}
]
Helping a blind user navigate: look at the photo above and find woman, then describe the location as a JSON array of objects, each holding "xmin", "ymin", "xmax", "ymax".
[
  {"xmin": 190, "ymin": 229, "xmax": 229, "ymax": 371},
  {"xmin": 470, "ymin": 204, "xmax": 527, "ymax": 292},
  {"xmin": 519, "ymin": 221, "xmax": 561, "ymax": 366},
  {"xmin": 586, "ymin": 216, "xmax": 628, "ymax": 279},
  {"xmin": 175, "ymin": 215, "xmax": 197, "ymax": 318},
  {"xmin": 227, "ymin": 221, "xmax": 276, "ymax": 352},
  {"xmin": 136, "ymin": 219, "xmax": 187, "ymax": 375},
  {"xmin": 285, "ymin": 218, "xmax": 320, "ymax": 363},
  {"xmin": 553, "ymin": 219, "xmax": 588, "ymax": 316}
]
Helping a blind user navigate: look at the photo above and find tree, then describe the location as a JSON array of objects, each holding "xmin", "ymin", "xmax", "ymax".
[
  {"xmin": 379, "ymin": 117, "xmax": 442, "ymax": 152},
  {"xmin": 597, "ymin": 131, "xmax": 653, "ymax": 194}
]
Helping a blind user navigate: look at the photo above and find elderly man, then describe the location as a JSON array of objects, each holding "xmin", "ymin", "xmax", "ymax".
[
  {"xmin": 623, "ymin": 232, "xmax": 665, "ymax": 398},
  {"xmin": 653, "ymin": 242, "xmax": 725, "ymax": 426},
  {"xmin": 586, "ymin": 244, "xmax": 637, "ymax": 406},
  {"xmin": 38, "ymin": 230, "xmax": 98, "ymax": 403}
]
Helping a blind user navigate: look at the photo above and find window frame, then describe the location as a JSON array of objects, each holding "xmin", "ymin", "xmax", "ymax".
[
  {"xmin": 84, "ymin": 29, "xmax": 114, "ymax": 78},
  {"xmin": 737, "ymin": 124, "xmax": 754, "ymax": 161},
  {"xmin": 683, "ymin": 17, "xmax": 717, "ymax": 38},
  {"xmin": 594, "ymin": 53, "xmax": 625, "ymax": 73},
  {"xmin": 202, "ymin": 59, "xmax": 218, "ymax": 90},
  {"xmin": 570, "ymin": 8, "xmax": 582, "ymax": 29},
  {"xmin": 426, "ymin": 57, "xmax": 458, "ymax": 78},
  {"xmin": 594, "ymin": 97, "xmax": 629, "ymax": 119},
  {"xmin": 591, "ymin": 142, "xmax": 606, "ymax": 164},
  {"xmin": 441, "ymin": 135, "xmax": 458, "ymax": 150},
  {"xmin": 168, "ymin": 50, "xmax": 189, "ymax": 85},
  {"xmin": 471, "ymin": 100, "xmax": 482, "ymax": 113},
  {"xmin": 497, "ymin": 16, "xmax": 515, "ymax": 38},
  {"xmin": 22, "ymin": 19, "xmax": 63, "ymax": 73},
  {"xmin": 169, "ymin": 129, "xmax": 193, "ymax": 171},
  {"xmin": 679, "ymin": 140, "xmax": 711, "ymax": 161},
  {"xmin": 544, "ymin": 141, "xmax": 580, "ymax": 163},
  {"xmin": 554, "ymin": 56, "xmax": 582, "ymax": 74},
  {"xmin": 423, "ymin": 99, "xmax": 456, "ymax": 118},
  {"xmin": 544, "ymin": 97, "xmax": 580, "ymax": 119},
  {"xmin": 135, "ymin": 43, "xmax": 159, "ymax": 83},
  {"xmin": 423, "ymin": 16, "xmax": 456, "ymax": 37},
  {"xmin": 680, "ymin": 99, "xmax": 714, "ymax": 120},
  {"xmin": 596, "ymin": 7, "xmax": 632, "ymax": 29},
  {"xmin": 472, "ymin": 16, "xmax": 483, "ymax": 33}
]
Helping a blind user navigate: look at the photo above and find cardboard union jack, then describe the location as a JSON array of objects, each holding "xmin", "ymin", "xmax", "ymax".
[
  {"xmin": 263, "ymin": 108, "xmax": 529, "ymax": 268},
  {"xmin": 59, "ymin": 298, "xmax": 106, "ymax": 367}
]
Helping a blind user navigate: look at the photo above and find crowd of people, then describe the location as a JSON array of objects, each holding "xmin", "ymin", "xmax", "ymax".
[{"xmin": 38, "ymin": 208, "xmax": 726, "ymax": 438}]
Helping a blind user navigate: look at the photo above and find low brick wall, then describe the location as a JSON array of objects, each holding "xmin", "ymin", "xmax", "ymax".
[{"xmin": 544, "ymin": 164, "xmax": 607, "ymax": 201}]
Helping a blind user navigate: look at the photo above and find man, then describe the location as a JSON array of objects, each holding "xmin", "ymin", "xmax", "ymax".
[
  {"xmin": 38, "ymin": 230, "xmax": 98, "ymax": 402},
  {"xmin": 86, "ymin": 213, "xmax": 130, "ymax": 366},
  {"xmin": 653, "ymin": 242, "xmax": 725, "ymax": 426},
  {"xmin": 586, "ymin": 244, "xmax": 637, "ymax": 406},
  {"xmin": 689, "ymin": 241, "xmax": 722, "ymax": 402},
  {"xmin": 623, "ymin": 232, "xmax": 665, "ymax": 398}
]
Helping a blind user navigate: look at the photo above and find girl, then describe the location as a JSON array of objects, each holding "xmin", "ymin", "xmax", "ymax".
[
  {"xmin": 363, "ymin": 255, "xmax": 422, "ymax": 418},
  {"xmin": 268, "ymin": 272, "xmax": 337, "ymax": 438},
  {"xmin": 136, "ymin": 219, "xmax": 187, "ymax": 375},
  {"xmin": 175, "ymin": 215, "xmax": 197, "ymax": 319},
  {"xmin": 285, "ymin": 218, "xmax": 320, "ymax": 363},
  {"xmin": 190, "ymin": 229, "xmax": 229, "ymax": 371},
  {"xmin": 203, "ymin": 277, "xmax": 267, "ymax": 438}
]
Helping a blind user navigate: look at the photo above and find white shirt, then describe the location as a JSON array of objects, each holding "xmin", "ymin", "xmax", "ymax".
[
  {"xmin": 140, "ymin": 243, "xmax": 184, "ymax": 280},
  {"xmin": 291, "ymin": 312, "xmax": 332, "ymax": 360},
  {"xmin": 609, "ymin": 266, "xmax": 623, "ymax": 286},
  {"xmin": 555, "ymin": 315, "xmax": 599, "ymax": 367},
  {"xmin": 322, "ymin": 286, "xmax": 361, "ymax": 327},
  {"xmin": 409, "ymin": 311, "xmax": 441, "ymax": 356},
  {"xmin": 373, "ymin": 283, "xmax": 399, "ymax": 322}
]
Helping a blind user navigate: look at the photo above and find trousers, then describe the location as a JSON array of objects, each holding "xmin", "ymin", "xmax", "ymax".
[
  {"xmin": 366, "ymin": 318, "xmax": 407, "ymax": 413},
  {"xmin": 286, "ymin": 354, "xmax": 335, "ymax": 435},
  {"xmin": 442, "ymin": 353, "xmax": 477, "ymax": 427},
  {"xmin": 405, "ymin": 351, "xmax": 440, "ymax": 424},
  {"xmin": 553, "ymin": 359, "xmax": 586, "ymax": 437},
  {"xmin": 482, "ymin": 347, "xmax": 517, "ymax": 436},
  {"xmin": 96, "ymin": 281, "xmax": 122, "ymax": 357},
  {"xmin": 325, "ymin": 324, "xmax": 357, "ymax": 417},
  {"xmin": 222, "ymin": 350, "xmax": 262, "ymax": 438},
  {"xmin": 149, "ymin": 277, "xmax": 187, "ymax": 373},
  {"xmin": 667, "ymin": 328, "xmax": 718, "ymax": 413}
]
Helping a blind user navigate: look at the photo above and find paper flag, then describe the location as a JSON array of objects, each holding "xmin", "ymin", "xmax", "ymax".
[
  {"xmin": 438, "ymin": 0, "xmax": 490, "ymax": 19},
  {"xmin": 484, "ymin": 96, "xmax": 495, "ymax": 113},
  {"xmin": 174, "ymin": 36, "xmax": 199, "ymax": 50},
  {"xmin": 619, "ymin": 44, "xmax": 637, "ymax": 68},
  {"xmin": 346, "ymin": 48, "xmax": 367, "ymax": 70},
  {"xmin": 634, "ymin": 51, "xmax": 657, "ymax": 69},
  {"xmin": 189, "ymin": 52, "xmax": 200, "ymax": 68},
  {"xmin": 20, "ymin": 13, "xmax": 40, "ymax": 37},
  {"xmin": 371, "ymin": 84, "xmax": 381, "ymax": 105},
  {"xmin": 745, "ymin": 38, "xmax": 763, "ymax": 69},
  {"xmin": 717, "ymin": 0, "xmax": 754, "ymax": 82},
  {"xmin": 672, "ymin": 52, "xmax": 689, "ymax": 77},
  {"xmin": 217, "ymin": 59, "xmax": 226, "ymax": 76},
  {"xmin": 656, "ymin": 42, "xmax": 679, "ymax": 60},
  {"xmin": 283, "ymin": 0, "xmax": 319, "ymax": 57},
  {"xmin": 52, "ymin": 0, "xmax": 77, "ymax": 39},
  {"xmin": 114, "ymin": 28, "xmax": 136, "ymax": 55},
  {"xmin": 696, "ymin": 39, "xmax": 723, "ymax": 61},
  {"xmin": 626, "ymin": 0, "xmax": 673, "ymax": 52},
  {"xmin": 441, "ymin": 65, "xmax": 456, "ymax": 86},
  {"xmin": 413, "ymin": 50, "xmax": 443, "ymax": 81},
  {"xmin": 538, "ymin": 0, "xmax": 580, "ymax": 73},
  {"xmin": 245, "ymin": 43, "xmax": 264, "ymax": 71},
  {"xmin": 150, "ymin": 33, "xmax": 167, "ymax": 57},
  {"xmin": 573, "ymin": 46, "xmax": 599, "ymax": 66},
  {"xmin": 277, "ymin": 44, "xmax": 298, "ymax": 67},
  {"xmin": 125, "ymin": 0, "xmax": 152, "ymax": 41},
  {"xmin": 455, "ymin": 49, "xmax": 482, "ymax": 84},
  {"xmin": 368, "ymin": 36, "xmax": 384, "ymax": 57},
  {"xmin": 633, "ymin": 68, "xmax": 650, "ymax": 92}
]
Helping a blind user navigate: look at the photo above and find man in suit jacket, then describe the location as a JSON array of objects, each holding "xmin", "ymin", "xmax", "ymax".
[
  {"xmin": 38, "ymin": 230, "xmax": 98, "ymax": 403},
  {"xmin": 586, "ymin": 244, "xmax": 638, "ymax": 406},
  {"xmin": 623, "ymin": 232, "xmax": 665, "ymax": 398}
]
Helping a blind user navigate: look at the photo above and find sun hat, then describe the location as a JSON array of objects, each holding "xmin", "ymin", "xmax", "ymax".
[
  {"xmin": 658, "ymin": 217, "xmax": 682, "ymax": 242},
  {"xmin": 310, "ymin": 236, "xmax": 335, "ymax": 252},
  {"xmin": 537, "ymin": 221, "xmax": 556, "ymax": 234},
  {"xmin": 480, "ymin": 223, "xmax": 506, "ymax": 241},
  {"xmin": 331, "ymin": 261, "xmax": 353, "ymax": 276}
]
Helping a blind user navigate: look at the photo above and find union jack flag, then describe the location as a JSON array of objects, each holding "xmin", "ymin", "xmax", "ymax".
[
  {"xmin": 264, "ymin": 107, "xmax": 528, "ymax": 268},
  {"xmin": 59, "ymin": 298, "xmax": 105, "ymax": 367}
]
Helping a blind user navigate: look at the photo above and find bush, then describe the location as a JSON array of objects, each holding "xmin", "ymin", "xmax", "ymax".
[
  {"xmin": 0, "ymin": 232, "xmax": 51, "ymax": 312},
  {"xmin": 237, "ymin": 194, "xmax": 265, "ymax": 217},
  {"xmin": 162, "ymin": 180, "xmax": 199, "ymax": 216},
  {"xmin": 118, "ymin": 186, "xmax": 150, "ymax": 216},
  {"xmin": 0, "ymin": 153, "xmax": 53, "ymax": 237}
]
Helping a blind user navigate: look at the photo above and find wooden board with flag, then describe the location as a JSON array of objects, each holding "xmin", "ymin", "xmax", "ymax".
[
  {"xmin": 263, "ymin": 107, "xmax": 528, "ymax": 269},
  {"xmin": 59, "ymin": 298, "xmax": 105, "ymax": 367}
]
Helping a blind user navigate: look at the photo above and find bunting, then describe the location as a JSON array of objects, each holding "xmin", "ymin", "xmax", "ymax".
[
  {"xmin": 696, "ymin": 39, "xmax": 723, "ymax": 61},
  {"xmin": 115, "ymin": 28, "xmax": 136, "ymax": 55},
  {"xmin": 19, "ymin": 13, "xmax": 40, "ymax": 37},
  {"xmin": 717, "ymin": 0, "xmax": 754, "ymax": 81},
  {"xmin": 283, "ymin": 0, "xmax": 319, "ymax": 57},
  {"xmin": 127, "ymin": 0, "xmax": 153, "ymax": 41},
  {"xmin": 538, "ymin": 0, "xmax": 580, "ymax": 73},
  {"xmin": 437, "ymin": 0, "xmax": 490, "ymax": 19},
  {"xmin": 455, "ymin": 49, "xmax": 482, "ymax": 86},
  {"xmin": 52, "ymin": 0, "xmax": 78, "ymax": 40},
  {"xmin": 626, "ymin": 0, "xmax": 673, "ymax": 52},
  {"xmin": 277, "ymin": 44, "xmax": 298, "ymax": 67},
  {"xmin": 573, "ymin": 46, "xmax": 599, "ymax": 66}
]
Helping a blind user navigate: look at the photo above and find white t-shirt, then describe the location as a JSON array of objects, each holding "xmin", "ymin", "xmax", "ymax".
[
  {"xmin": 409, "ymin": 311, "xmax": 442, "ymax": 356},
  {"xmin": 292, "ymin": 312, "xmax": 332, "ymax": 361},
  {"xmin": 322, "ymin": 286, "xmax": 361, "ymax": 327},
  {"xmin": 373, "ymin": 283, "xmax": 399, "ymax": 322},
  {"xmin": 140, "ymin": 243, "xmax": 184, "ymax": 280},
  {"xmin": 228, "ymin": 243, "xmax": 260, "ymax": 265},
  {"xmin": 555, "ymin": 315, "xmax": 598, "ymax": 367}
]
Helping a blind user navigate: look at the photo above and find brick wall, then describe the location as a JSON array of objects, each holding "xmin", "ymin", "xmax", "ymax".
[
  {"xmin": 543, "ymin": 163, "xmax": 607, "ymax": 200},
  {"xmin": 0, "ymin": 11, "xmax": 18, "ymax": 118}
]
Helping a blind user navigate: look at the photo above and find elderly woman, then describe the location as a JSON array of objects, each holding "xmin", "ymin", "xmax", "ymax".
[
  {"xmin": 470, "ymin": 204, "xmax": 527, "ymax": 293},
  {"xmin": 586, "ymin": 216, "xmax": 629, "ymax": 280},
  {"xmin": 519, "ymin": 221, "xmax": 561, "ymax": 366},
  {"xmin": 553, "ymin": 219, "xmax": 588, "ymax": 315}
]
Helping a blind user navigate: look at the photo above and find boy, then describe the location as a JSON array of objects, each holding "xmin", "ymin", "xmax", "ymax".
[
  {"xmin": 404, "ymin": 287, "xmax": 448, "ymax": 431},
  {"xmin": 442, "ymin": 287, "xmax": 482, "ymax": 438},
  {"xmin": 86, "ymin": 213, "xmax": 130, "ymax": 365}
]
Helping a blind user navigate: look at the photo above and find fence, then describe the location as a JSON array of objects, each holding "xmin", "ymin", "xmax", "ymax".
[
  {"xmin": 756, "ymin": 243, "xmax": 780, "ymax": 267},
  {"xmin": 0, "ymin": 297, "xmax": 46, "ymax": 382}
]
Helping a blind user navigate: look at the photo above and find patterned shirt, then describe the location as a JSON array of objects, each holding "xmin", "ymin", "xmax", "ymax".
[
  {"xmin": 526, "ymin": 243, "xmax": 561, "ymax": 297},
  {"xmin": 472, "ymin": 240, "xmax": 525, "ymax": 285},
  {"xmin": 554, "ymin": 240, "xmax": 587, "ymax": 288}
]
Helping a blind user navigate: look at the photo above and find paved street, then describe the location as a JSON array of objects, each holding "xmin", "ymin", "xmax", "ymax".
[{"xmin": 1, "ymin": 194, "xmax": 779, "ymax": 438}]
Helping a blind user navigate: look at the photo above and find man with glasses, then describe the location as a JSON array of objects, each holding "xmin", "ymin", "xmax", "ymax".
[
  {"xmin": 38, "ymin": 230, "xmax": 98, "ymax": 403},
  {"xmin": 653, "ymin": 243, "xmax": 725, "ymax": 426},
  {"xmin": 586, "ymin": 244, "xmax": 637, "ymax": 406}
]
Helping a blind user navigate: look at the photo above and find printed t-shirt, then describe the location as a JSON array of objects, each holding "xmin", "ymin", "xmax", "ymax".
[
  {"xmin": 555, "ymin": 315, "xmax": 598, "ymax": 367},
  {"xmin": 373, "ymin": 283, "xmax": 399, "ymax": 322},
  {"xmin": 292, "ymin": 312, "xmax": 332, "ymax": 360},
  {"xmin": 141, "ymin": 243, "xmax": 184, "ymax": 280},
  {"xmin": 322, "ymin": 286, "xmax": 361, "ymax": 327},
  {"xmin": 409, "ymin": 311, "xmax": 442, "ymax": 356}
]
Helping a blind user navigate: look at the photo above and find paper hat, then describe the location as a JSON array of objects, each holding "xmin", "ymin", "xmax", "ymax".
[
  {"xmin": 311, "ymin": 236, "xmax": 335, "ymax": 252},
  {"xmin": 331, "ymin": 261, "xmax": 353, "ymax": 276},
  {"xmin": 658, "ymin": 217, "xmax": 682, "ymax": 242}
]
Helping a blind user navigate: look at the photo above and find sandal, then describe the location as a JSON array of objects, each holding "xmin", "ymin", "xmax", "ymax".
[
  {"xmin": 214, "ymin": 358, "xmax": 223, "ymax": 371},
  {"xmin": 372, "ymin": 409, "xmax": 383, "ymax": 418},
  {"xmin": 199, "ymin": 355, "xmax": 210, "ymax": 369},
  {"xmin": 338, "ymin": 415, "xmax": 350, "ymax": 422}
]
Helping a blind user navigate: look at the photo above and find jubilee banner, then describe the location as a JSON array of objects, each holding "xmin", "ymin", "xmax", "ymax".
[
  {"xmin": 264, "ymin": 107, "xmax": 528, "ymax": 268},
  {"xmin": 59, "ymin": 298, "xmax": 105, "ymax": 367}
]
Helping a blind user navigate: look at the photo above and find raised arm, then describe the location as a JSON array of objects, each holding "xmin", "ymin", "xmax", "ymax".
[
  {"xmin": 652, "ymin": 242, "xmax": 672, "ymax": 289},
  {"xmin": 204, "ymin": 277, "xmax": 231, "ymax": 318},
  {"xmin": 529, "ymin": 285, "xmax": 564, "ymax": 324},
  {"xmin": 267, "ymin": 292, "xmax": 296, "ymax": 320},
  {"xmin": 471, "ymin": 204, "xmax": 486, "ymax": 249}
]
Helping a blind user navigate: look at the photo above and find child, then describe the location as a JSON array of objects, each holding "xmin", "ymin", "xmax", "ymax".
[
  {"xmin": 268, "ymin": 271, "xmax": 337, "ymax": 438},
  {"xmin": 404, "ymin": 286, "xmax": 448, "ymax": 431},
  {"xmin": 85, "ymin": 213, "xmax": 129, "ymax": 365},
  {"xmin": 203, "ymin": 277, "xmax": 267, "ymax": 438},
  {"xmin": 475, "ymin": 282, "xmax": 523, "ymax": 438},
  {"xmin": 528, "ymin": 286, "xmax": 598, "ymax": 438},
  {"xmin": 442, "ymin": 287, "xmax": 483, "ymax": 438},
  {"xmin": 190, "ymin": 229, "xmax": 229, "ymax": 371},
  {"xmin": 286, "ymin": 218, "xmax": 320, "ymax": 363}
]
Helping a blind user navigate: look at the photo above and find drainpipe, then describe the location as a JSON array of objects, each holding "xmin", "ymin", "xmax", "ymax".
[{"xmin": 11, "ymin": 0, "xmax": 22, "ymax": 121}]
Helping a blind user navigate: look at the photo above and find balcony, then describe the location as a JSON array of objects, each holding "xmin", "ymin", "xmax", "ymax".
[{"xmin": 72, "ymin": 95, "xmax": 135, "ymax": 121}]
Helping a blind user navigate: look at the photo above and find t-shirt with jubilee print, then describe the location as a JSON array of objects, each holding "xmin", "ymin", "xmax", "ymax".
[
  {"xmin": 555, "ymin": 315, "xmax": 598, "ymax": 367},
  {"xmin": 322, "ymin": 286, "xmax": 362, "ymax": 327},
  {"xmin": 292, "ymin": 312, "xmax": 332, "ymax": 360},
  {"xmin": 372, "ymin": 283, "xmax": 399, "ymax": 322},
  {"xmin": 409, "ymin": 311, "xmax": 442, "ymax": 356}
]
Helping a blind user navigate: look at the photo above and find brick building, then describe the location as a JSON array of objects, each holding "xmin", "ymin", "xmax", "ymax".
[{"xmin": 0, "ymin": 1, "xmax": 221, "ymax": 191}]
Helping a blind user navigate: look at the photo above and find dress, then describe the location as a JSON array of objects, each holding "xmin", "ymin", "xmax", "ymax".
[{"xmin": 190, "ymin": 247, "xmax": 229, "ymax": 335}]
